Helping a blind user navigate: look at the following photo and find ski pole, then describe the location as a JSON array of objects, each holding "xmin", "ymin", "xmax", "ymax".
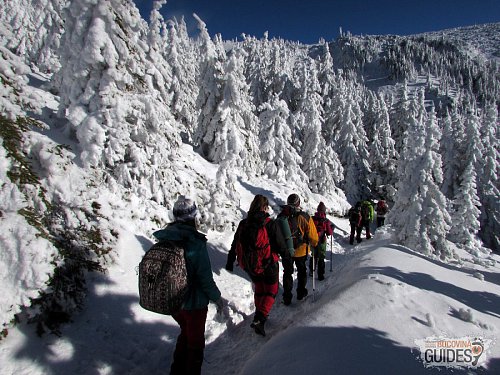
[
  {"xmin": 311, "ymin": 246, "xmax": 316, "ymax": 301},
  {"xmin": 330, "ymin": 235, "xmax": 333, "ymax": 272}
]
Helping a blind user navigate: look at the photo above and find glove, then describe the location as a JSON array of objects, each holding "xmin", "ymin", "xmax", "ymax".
[{"xmin": 215, "ymin": 298, "xmax": 224, "ymax": 315}]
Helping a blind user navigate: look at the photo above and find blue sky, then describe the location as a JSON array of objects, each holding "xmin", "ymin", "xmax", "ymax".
[{"xmin": 134, "ymin": 0, "xmax": 500, "ymax": 44}]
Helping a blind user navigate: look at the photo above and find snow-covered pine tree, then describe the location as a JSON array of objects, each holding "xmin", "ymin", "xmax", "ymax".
[
  {"xmin": 295, "ymin": 60, "xmax": 343, "ymax": 195},
  {"xmin": 390, "ymin": 81, "xmax": 412, "ymax": 155},
  {"xmin": 389, "ymin": 93, "xmax": 452, "ymax": 258},
  {"xmin": 419, "ymin": 104, "xmax": 452, "ymax": 258},
  {"xmin": 193, "ymin": 15, "xmax": 226, "ymax": 159},
  {"xmin": 440, "ymin": 106, "xmax": 463, "ymax": 199},
  {"xmin": 367, "ymin": 92, "xmax": 397, "ymax": 199},
  {"xmin": 258, "ymin": 94, "xmax": 308, "ymax": 188},
  {"xmin": 145, "ymin": 0, "xmax": 173, "ymax": 105},
  {"xmin": 478, "ymin": 103, "xmax": 500, "ymax": 251},
  {"xmin": 0, "ymin": 0, "xmax": 64, "ymax": 73},
  {"xmin": 166, "ymin": 16, "xmax": 200, "ymax": 141},
  {"xmin": 334, "ymin": 82, "xmax": 371, "ymax": 203},
  {"xmin": 207, "ymin": 156, "xmax": 240, "ymax": 231},
  {"xmin": 198, "ymin": 50, "xmax": 261, "ymax": 176},
  {"xmin": 54, "ymin": 0, "xmax": 182, "ymax": 204},
  {"xmin": 449, "ymin": 104, "xmax": 483, "ymax": 253}
]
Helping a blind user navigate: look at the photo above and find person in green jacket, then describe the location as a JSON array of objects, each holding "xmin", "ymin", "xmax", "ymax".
[
  {"xmin": 360, "ymin": 200, "xmax": 375, "ymax": 240},
  {"xmin": 153, "ymin": 195, "xmax": 222, "ymax": 375}
]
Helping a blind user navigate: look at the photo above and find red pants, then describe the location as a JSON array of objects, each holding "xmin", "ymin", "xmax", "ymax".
[
  {"xmin": 251, "ymin": 263, "xmax": 279, "ymax": 319},
  {"xmin": 170, "ymin": 308, "xmax": 208, "ymax": 375}
]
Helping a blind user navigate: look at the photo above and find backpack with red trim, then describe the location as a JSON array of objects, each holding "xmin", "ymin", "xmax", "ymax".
[
  {"xmin": 236, "ymin": 218, "xmax": 272, "ymax": 277},
  {"xmin": 313, "ymin": 215, "xmax": 329, "ymax": 244},
  {"xmin": 376, "ymin": 200, "xmax": 388, "ymax": 215}
]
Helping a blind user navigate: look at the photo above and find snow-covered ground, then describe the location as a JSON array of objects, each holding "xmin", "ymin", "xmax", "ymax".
[{"xmin": 1, "ymin": 173, "xmax": 499, "ymax": 375}]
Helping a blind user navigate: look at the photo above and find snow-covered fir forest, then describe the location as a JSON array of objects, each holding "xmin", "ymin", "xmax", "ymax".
[{"xmin": 0, "ymin": 0, "xmax": 498, "ymax": 338}]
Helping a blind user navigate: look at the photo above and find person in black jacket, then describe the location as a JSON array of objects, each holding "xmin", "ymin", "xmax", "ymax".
[{"xmin": 348, "ymin": 202, "xmax": 363, "ymax": 245}]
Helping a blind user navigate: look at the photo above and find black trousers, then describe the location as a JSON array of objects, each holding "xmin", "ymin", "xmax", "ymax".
[
  {"xmin": 350, "ymin": 224, "xmax": 362, "ymax": 244},
  {"xmin": 282, "ymin": 254, "xmax": 308, "ymax": 300},
  {"xmin": 377, "ymin": 217, "xmax": 385, "ymax": 227}
]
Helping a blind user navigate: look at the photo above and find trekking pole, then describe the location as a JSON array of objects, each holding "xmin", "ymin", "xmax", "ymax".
[
  {"xmin": 330, "ymin": 235, "xmax": 333, "ymax": 272},
  {"xmin": 311, "ymin": 246, "xmax": 316, "ymax": 300}
]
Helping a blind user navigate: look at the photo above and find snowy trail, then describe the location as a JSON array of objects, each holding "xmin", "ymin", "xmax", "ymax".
[{"xmin": 203, "ymin": 230, "xmax": 359, "ymax": 375}]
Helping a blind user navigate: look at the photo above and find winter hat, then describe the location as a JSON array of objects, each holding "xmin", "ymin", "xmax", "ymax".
[
  {"xmin": 173, "ymin": 195, "xmax": 198, "ymax": 222},
  {"xmin": 287, "ymin": 193, "xmax": 301, "ymax": 207},
  {"xmin": 317, "ymin": 202, "xmax": 326, "ymax": 212}
]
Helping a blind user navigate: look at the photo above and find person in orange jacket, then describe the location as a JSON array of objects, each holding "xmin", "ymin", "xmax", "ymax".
[{"xmin": 278, "ymin": 194, "xmax": 319, "ymax": 305}]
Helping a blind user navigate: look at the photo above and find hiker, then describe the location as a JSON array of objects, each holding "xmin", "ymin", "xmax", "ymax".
[
  {"xmin": 348, "ymin": 202, "xmax": 363, "ymax": 245},
  {"xmin": 279, "ymin": 193, "xmax": 319, "ymax": 305},
  {"xmin": 153, "ymin": 196, "xmax": 223, "ymax": 375},
  {"xmin": 360, "ymin": 200, "xmax": 374, "ymax": 239},
  {"xmin": 309, "ymin": 202, "xmax": 334, "ymax": 281},
  {"xmin": 230, "ymin": 194, "xmax": 287, "ymax": 337},
  {"xmin": 376, "ymin": 199, "xmax": 388, "ymax": 227}
]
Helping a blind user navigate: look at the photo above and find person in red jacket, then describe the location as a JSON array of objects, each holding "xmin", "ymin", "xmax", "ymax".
[
  {"xmin": 309, "ymin": 202, "xmax": 334, "ymax": 280},
  {"xmin": 230, "ymin": 194, "xmax": 286, "ymax": 337}
]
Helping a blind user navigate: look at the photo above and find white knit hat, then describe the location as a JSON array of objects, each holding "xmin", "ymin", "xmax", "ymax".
[{"xmin": 173, "ymin": 195, "xmax": 198, "ymax": 222}]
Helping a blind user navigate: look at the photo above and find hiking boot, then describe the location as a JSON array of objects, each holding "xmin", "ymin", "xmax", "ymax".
[
  {"xmin": 318, "ymin": 275, "xmax": 325, "ymax": 281},
  {"xmin": 349, "ymin": 241, "xmax": 354, "ymax": 245},
  {"xmin": 250, "ymin": 320, "xmax": 266, "ymax": 337},
  {"xmin": 283, "ymin": 297, "xmax": 292, "ymax": 306},
  {"xmin": 356, "ymin": 238, "xmax": 362, "ymax": 243},
  {"xmin": 225, "ymin": 262, "xmax": 233, "ymax": 272},
  {"xmin": 297, "ymin": 289, "xmax": 308, "ymax": 300}
]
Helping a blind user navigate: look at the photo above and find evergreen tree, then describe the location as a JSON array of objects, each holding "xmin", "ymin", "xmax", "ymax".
[
  {"xmin": 389, "ymin": 93, "xmax": 452, "ymax": 258},
  {"xmin": 335, "ymin": 86, "xmax": 371, "ymax": 203},
  {"xmin": 478, "ymin": 103, "xmax": 500, "ymax": 250},
  {"xmin": 258, "ymin": 94, "xmax": 308, "ymax": 187},
  {"xmin": 0, "ymin": 0, "xmax": 64, "ymax": 72},
  {"xmin": 166, "ymin": 16, "xmax": 199, "ymax": 140},
  {"xmin": 440, "ymin": 106, "xmax": 463, "ymax": 198},
  {"xmin": 296, "ymin": 61, "xmax": 343, "ymax": 194},
  {"xmin": 194, "ymin": 16, "xmax": 226, "ymax": 159},
  {"xmin": 390, "ymin": 81, "xmax": 411, "ymax": 155},
  {"xmin": 54, "ymin": 0, "xmax": 181, "ymax": 204},
  {"xmin": 368, "ymin": 93, "xmax": 397, "ymax": 199},
  {"xmin": 199, "ymin": 51, "xmax": 261, "ymax": 176}
]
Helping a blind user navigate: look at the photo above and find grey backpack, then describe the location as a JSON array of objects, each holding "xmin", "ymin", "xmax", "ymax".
[{"xmin": 138, "ymin": 241, "xmax": 188, "ymax": 315}]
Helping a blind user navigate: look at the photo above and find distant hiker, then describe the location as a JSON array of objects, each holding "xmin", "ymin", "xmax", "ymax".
[
  {"xmin": 230, "ymin": 194, "xmax": 288, "ymax": 337},
  {"xmin": 309, "ymin": 202, "xmax": 334, "ymax": 281},
  {"xmin": 360, "ymin": 200, "xmax": 375, "ymax": 239},
  {"xmin": 153, "ymin": 196, "xmax": 223, "ymax": 375},
  {"xmin": 376, "ymin": 199, "xmax": 388, "ymax": 227},
  {"xmin": 348, "ymin": 202, "xmax": 363, "ymax": 245},
  {"xmin": 279, "ymin": 193, "xmax": 319, "ymax": 305}
]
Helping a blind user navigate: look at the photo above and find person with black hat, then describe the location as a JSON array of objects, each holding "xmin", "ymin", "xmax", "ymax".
[
  {"xmin": 348, "ymin": 201, "xmax": 363, "ymax": 245},
  {"xmin": 153, "ymin": 195, "xmax": 223, "ymax": 375},
  {"xmin": 278, "ymin": 193, "xmax": 319, "ymax": 305}
]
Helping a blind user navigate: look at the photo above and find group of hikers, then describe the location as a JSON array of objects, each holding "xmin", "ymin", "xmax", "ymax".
[
  {"xmin": 153, "ymin": 193, "xmax": 388, "ymax": 374},
  {"xmin": 347, "ymin": 199, "xmax": 388, "ymax": 244}
]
